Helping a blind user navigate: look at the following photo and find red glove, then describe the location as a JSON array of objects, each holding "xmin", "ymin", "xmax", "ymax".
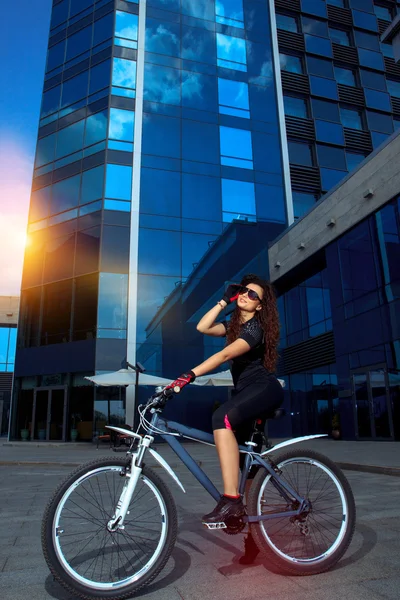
[
  {"xmin": 222, "ymin": 284, "xmax": 241, "ymax": 305},
  {"xmin": 166, "ymin": 371, "xmax": 196, "ymax": 393}
]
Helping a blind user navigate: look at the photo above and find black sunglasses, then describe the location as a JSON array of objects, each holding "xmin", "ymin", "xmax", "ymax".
[{"xmin": 238, "ymin": 286, "xmax": 261, "ymax": 302}]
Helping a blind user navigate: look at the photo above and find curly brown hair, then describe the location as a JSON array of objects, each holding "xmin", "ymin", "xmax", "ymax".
[{"xmin": 226, "ymin": 274, "xmax": 280, "ymax": 373}]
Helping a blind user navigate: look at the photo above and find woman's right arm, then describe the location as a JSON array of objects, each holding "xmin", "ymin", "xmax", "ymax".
[{"xmin": 196, "ymin": 301, "xmax": 227, "ymax": 337}]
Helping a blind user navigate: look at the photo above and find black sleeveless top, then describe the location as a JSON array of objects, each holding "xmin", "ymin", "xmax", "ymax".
[{"xmin": 222, "ymin": 316, "xmax": 272, "ymax": 391}]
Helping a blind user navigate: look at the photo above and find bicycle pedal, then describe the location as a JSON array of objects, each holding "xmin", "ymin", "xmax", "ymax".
[{"xmin": 202, "ymin": 522, "xmax": 227, "ymax": 530}]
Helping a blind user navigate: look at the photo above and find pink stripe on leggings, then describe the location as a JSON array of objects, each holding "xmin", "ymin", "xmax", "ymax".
[{"xmin": 224, "ymin": 414, "xmax": 232, "ymax": 430}]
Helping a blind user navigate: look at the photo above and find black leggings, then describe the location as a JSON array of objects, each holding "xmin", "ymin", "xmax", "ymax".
[{"xmin": 212, "ymin": 376, "xmax": 284, "ymax": 478}]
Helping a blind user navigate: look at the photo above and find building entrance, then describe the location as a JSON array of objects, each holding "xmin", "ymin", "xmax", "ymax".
[{"xmin": 32, "ymin": 387, "xmax": 67, "ymax": 441}]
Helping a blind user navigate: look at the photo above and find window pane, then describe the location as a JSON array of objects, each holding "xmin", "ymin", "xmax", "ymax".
[
  {"xmin": 293, "ymin": 192, "xmax": 316, "ymax": 219},
  {"xmin": 329, "ymin": 28, "xmax": 350, "ymax": 46},
  {"xmin": 215, "ymin": 0, "xmax": 244, "ymax": 26},
  {"xmin": 112, "ymin": 58, "xmax": 136, "ymax": 89},
  {"xmin": 146, "ymin": 18, "xmax": 180, "ymax": 57},
  {"xmin": 346, "ymin": 152, "xmax": 366, "ymax": 171},
  {"xmin": 387, "ymin": 79, "xmax": 400, "ymax": 98},
  {"xmin": 352, "ymin": 9, "xmax": 378, "ymax": 32},
  {"xmin": 44, "ymin": 233, "xmax": 75, "ymax": 284},
  {"xmin": 358, "ymin": 48, "xmax": 384, "ymax": 71},
  {"xmin": 312, "ymin": 98, "xmax": 340, "ymax": 122},
  {"xmin": 360, "ymin": 69, "xmax": 386, "ymax": 91},
  {"xmin": 220, "ymin": 126, "xmax": 252, "ymax": 160},
  {"xmin": 334, "ymin": 66, "xmax": 355, "ymax": 86},
  {"xmin": 30, "ymin": 186, "xmax": 52, "ymax": 221},
  {"xmin": 364, "ymin": 88, "xmax": 392, "ymax": 112},
  {"xmin": 305, "ymin": 35, "xmax": 333, "ymax": 58},
  {"xmin": 0, "ymin": 329, "xmax": 9, "ymax": 363},
  {"xmin": 74, "ymin": 230, "xmax": 101, "ymax": 279},
  {"xmin": 144, "ymin": 64, "xmax": 180, "ymax": 105},
  {"xmin": 306, "ymin": 55, "xmax": 334, "ymax": 78},
  {"xmin": 141, "ymin": 168, "xmax": 181, "ymax": 217},
  {"xmin": 315, "ymin": 120, "xmax": 344, "ymax": 145},
  {"xmin": 115, "ymin": 11, "xmax": 138, "ymax": 40},
  {"xmin": 317, "ymin": 144, "xmax": 346, "ymax": 169},
  {"xmin": 217, "ymin": 34, "xmax": 247, "ymax": 69},
  {"xmin": 218, "ymin": 78, "xmax": 249, "ymax": 110},
  {"xmin": 181, "ymin": 0, "xmax": 214, "ymax": 20},
  {"xmin": 51, "ymin": 175, "xmax": 81, "ymax": 214},
  {"xmin": 89, "ymin": 60, "xmax": 110, "ymax": 95},
  {"xmin": 276, "ymin": 13, "xmax": 298, "ymax": 32},
  {"xmin": 181, "ymin": 25, "xmax": 215, "ymax": 65},
  {"xmin": 381, "ymin": 43, "xmax": 394, "ymax": 59},
  {"xmin": 138, "ymin": 228, "xmax": 181, "ymax": 276},
  {"xmin": 66, "ymin": 26, "xmax": 92, "ymax": 62},
  {"xmin": 56, "ymin": 120, "xmax": 85, "ymax": 159},
  {"xmin": 366, "ymin": 111, "xmax": 393, "ymax": 133},
  {"xmin": 109, "ymin": 108, "xmax": 134, "ymax": 141},
  {"xmin": 354, "ymin": 30, "xmax": 380, "ymax": 52},
  {"xmin": 279, "ymin": 53, "xmax": 303, "ymax": 74},
  {"xmin": 81, "ymin": 165, "xmax": 104, "ymax": 204},
  {"xmin": 310, "ymin": 75, "xmax": 338, "ymax": 100},
  {"xmin": 98, "ymin": 273, "xmax": 128, "ymax": 329},
  {"xmin": 85, "ymin": 111, "xmax": 107, "ymax": 146},
  {"xmin": 221, "ymin": 179, "xmax": 255, "ymax": 216},
  {"xmin": 35, "ymin": 134, "xmax": 56, "ymax": 167},
  {"xmin": 93, "ymin": 13, "xmax": 113, "ymax": 46},
  {"xmin": 301, "ymin": 0, "xmax": 327, "ymax": 18},
  {"xmin": 182, "ymin": 173, "xmax": 222, "ymax": 221},
  {"xmin": 61, "ymin": 71, "xmax": 89, "ymax": 108},
  {"xmin": 302, "ymin": 16, "xmax": 328, "ymax": 37},
  {"xmin": 41, "ymin": 281, "xmax": 73, "ymax": 344},
  {"xmin": 105, "ymin": 164, "xmax": 132, "ymax": 200},
  {"xmin": 47, "ymin": 41, "xmax": 65, "ymax": 72},
  {"xmin": 142, "ymin": 113, "xmax": 181, "ymax": 158},
  {"xmin": 41, "ymin": 85, "xmax": 61, "ymax": 117},
  {"xmin": 327, "ymin": 0, "xmax": 344, "ymax": 6},
  {"xmin": 101, "ymin": 226, "xmax": 130, "ymax": 273},
  {"xmin": 284, "ymin": 96, "xmax": 308, "ymax": 118},
  {"xmin": 72, "ymin": 274, "xmax": 98, "ymax": 339},
  {"xmin": 321, "ymin": 167, "xmax": 347, "ymax": 190},
  {"xmin": 340, "ymin": 107, "xmax": 363, "ymax": 130},
  {"xmin": 182, "ymin": 71, "xmax": 218, "ymax": 112},
  {"xmin": 288, "ymin": 141, "xmax": 313, "ymax": 166},
  {"xmin": 374, "ymin": 5, "xmax": 392, "ymax": 21}
]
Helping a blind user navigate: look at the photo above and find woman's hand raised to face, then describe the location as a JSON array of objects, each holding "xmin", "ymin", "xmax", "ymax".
[{"xmin": 222, "ymin": 284, "xmax": 241, "ymax": 305}]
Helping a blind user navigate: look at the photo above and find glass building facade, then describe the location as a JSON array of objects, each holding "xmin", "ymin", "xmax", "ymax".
[{"xmin": 9, "ymin": 0, "xmax": 400, "ymax": 442}]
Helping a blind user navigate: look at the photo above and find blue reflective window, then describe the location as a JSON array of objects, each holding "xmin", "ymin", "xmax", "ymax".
[
  {"xmin": 315, "ymin": 120, "xmax": 344, "ymax": 145},
  {"xmin": 101, "ymin": 226, "xmax": 130, "ymax": 273},
  {"xmin": 255, "ymin": 184, "xmax": 286, "ymax": 223},
  {"xmin": 394, "ymin": 118, "xmax": 400, "ymax": 130},
  {"xmin": 365, "ymin": 88, "xmax": 392, "ymax": 112},
  {"xmin": 275, "ymin": 13, "xmax": 298, "ymax": 32},
  {"xmin": 182, "ymin": 232, "xmax": 219, "ymax": 277},
  {"xmin": 371, "ymin": 131, "xmax": 389, "ymax": 148},
  {"xmin": 321, "ymin": 167, "xmax": 347, "ymax": 191},
  {"xmin": 98, "ymin": 273, "xmax": 128, "ymax": 330},
  {"xmin": 115, "ymin": 11, "xmax": 138, "ymax": 41},
  {"xmin": 217, "ymin": 34, "xmax": 247, "ymax": 71},
  {"xmin": 366, "ymin": 110, "xmax": 393, "ymax": 133},
  {"xmin": 293, "ymin": 191, "xmax": 316, "ymax": 219},
  {"xmin": 354, "ymin": 30, "xmax": 380, "ymax": 52},
  {"xmin": 334, "ymin": 66, "xmax": 356, "ymax": 86},
  {"xmin": 105, "ymin": 164, "xmax": 132, "ymax": 200},
  {"xmin": 181, "ymin": 0, "xmax": 214, "ymax": 20},
  {"xmin": 136, "ymin": 274, "xmax": 176, "ymax": 343},
  {"xmin": 248, "ymin": 84, "xmax": 278, "ymax": 124},
  {"xmin": 301, "ymin": 0, "xmax": 327, "ymax": 18},
  {"xmin": 182, "ymin": 70, "xmax": 218, "ymax": 112},
  {"xmin": 358, "ymin": 48, "xmax": 384, "ymax": 71},
  {"xmin": 182, "ymin": 173, "xmax": 222, "ymax": 221},
  {"xmin": 144, "ymin": 64, "xmax": 180, "ymax": 105},
  {"xmin": 341, "ymin": 107, "xmax": 363, "ymax": 130},
  {"xmin": 312, "ymin": 98, "xmax": 340, "ymax": 122},
  {"xmin": 85, "ymin": 111, "xmax": 107, "ymax": 146},
  {"xmin": 30, "ymin": 186, "xmax": 52, "ymax": 221},
  {"xmin": 381, "ymin": 43, "xmax": 394, "ymax": 58},
  {"xmin": 181, "ymin": 25, "xmax": 215, "ymax": 65},
  {"xmin": 346, "ymin": 151, "xmax": 366, "ymax": 171},
  {"xmin": 302, "ymin": 16, "xmax": 328, "ymax": 37},
  {"xmin": 284, "ymin": 96, "xmax": 308, "ymax": 118},
  {"xmin": 329, "ymin": 28, "xmax": 351, "ymax": 46},
  {"xmin": 141, "ymin": 168, "xmax": 181, "ymax": 217},
  {"xmin": 317, "ymin": 144, "xmax": 346, "ymax": 169},
  {"xmin": 288, "ymin": 141, "xmax": 313, "ymax": 166},
  {"xmin": 182, "ymin": 119, "xmax": 219, "ymax": 164},
  {"xmin": 70, "ymin": 0, "xmax": 93, "ymax": 17},
  {"xmin": 349, "ymin": 0, "xmax": 373, "ymax": 12},
  {"xmin": 327, "ymin": 0, "xmax": 344, "ymax": 6},
  {"xmin": 253, "ymin": 132, "xmax": 282, "ymax": 173},
  {"xmin": 56, "ymin": 120, "xmax": 85, "ymax": 159},
  {"xmin": 81, "ymin": 165, "xmax": 104, "ymax": 204},
  {"xmin": 360, "ymin": 69, "xmax": 386, "ymax": 91},
  {"xmin": 138, "ymin": 228, "xmax": 181, "ymax": 276},
  {"xmin": 146, "ymin": 18, "xmax": 180, "ymax": 57},
  {"xmin": 221, "ymin": 179, "xmax": 255, "ymax": 220},
  {"xmin": 306, "ymin": 55, "xmax": 334, "ymax": 78},
  {"xmin": 93, "ymin": 13, "xmax": 114, "ymax": 46},
  {"xmin": 89, "ymin": 60, "xmax": 110, "ymax": 95},
  {"xmin": 112, "ymin": 57, "xmax": 136, "ymax": 94},
  {"xmin": 66, "ymin": 26, "xmax": 92, "ymax": 62},
  {"xmin": 279, "ymin": 53, "xmax": 303, "ymax": 74},
  {"xmin": 352, "ymin": 9, "xmax": 378, "ymax": 32},
  {"xmin": 47, "ymin": 41, "xmax": 65, "ymax": 72},
  {"xmin": 34, "ymin": 135, "xmax": 55, "ymax": 168},
  {"xmin": 215, "ymin": 0, "xmax": 244, "ymax": 28},
  {"xmin": 305, "ymin": 35, "xmax": 332, "ymax": 58},
  {"xmin": 109, "ymin": 108, "xmax": 134, "ymax": 141},
  {"xmin": 310, "ymin": 75, "xmax": 338, "ymax": 100},
  {"xmin": 0, "ymin": 328, "xmax": 9, "ymax": 365},
  {"xmin": 51, "ymin": 0, "xmax": 68, "ymax": 29},
  {"xmin": 387, "ymin": 79, "xmax": 400, "ymax": 98},
  {"xmin": 220, "ymin": 126, "xmax": 253, "ymax": 169},
  {"xmin": 51, "ymin": 174, "xmax": 81, "ymax": 214},
  {"xmin": 61, "ymin": 71, "xmax": 89, "ymax": 108},
  {"xmin": 104, "ymin": 200, "xmax": 131, "ymax": 212},
  {"xmin": 374, "ymin": 5, "xmax": 392, "ymax": 21},
  {"xmin": 218, "ymin": 78, "xmax": 249, "ymax": 118},
  {"xmin": 143, "ymin": 113, "xmax": 181, "ymax": 158},
  {"xmin": 8, "ymin": 329, "xmax": 16, "ymax": 368},
  {"xmin": 41, "ymin": 85, "xmax": 61, "ymax": 117}
]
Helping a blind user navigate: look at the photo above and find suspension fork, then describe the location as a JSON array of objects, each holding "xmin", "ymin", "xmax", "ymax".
[{"xmin": 107, "ymin": 435, "xmax": 153, "ymax": 531}]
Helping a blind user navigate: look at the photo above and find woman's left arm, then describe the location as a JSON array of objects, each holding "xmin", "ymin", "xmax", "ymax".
[{"xmin": 191, "ymin": 338, "xmax": 251, "ymax": 378}]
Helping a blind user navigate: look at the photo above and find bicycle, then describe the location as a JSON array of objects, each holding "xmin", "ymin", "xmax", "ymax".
[{"xmin": 42, "ymin": 386, "xmax": 356, "ymax": 600}]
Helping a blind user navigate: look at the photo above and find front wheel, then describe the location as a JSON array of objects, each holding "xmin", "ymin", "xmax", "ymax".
[
  {"xmin": 247, "ymin": 449, "xmax": 356, "ymax": 575},
  {"xmin": 42, "ymin": 457, "xmax": 177, "ymax": 599}
]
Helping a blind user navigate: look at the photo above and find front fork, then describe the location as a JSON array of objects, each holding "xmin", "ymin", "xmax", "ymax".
[{"xmin": 107, "ymin": 435, "xmax": 153, "ymax": 531}]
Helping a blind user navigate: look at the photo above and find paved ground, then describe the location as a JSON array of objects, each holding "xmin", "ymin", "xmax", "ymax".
[{"xmin": 0, "ymin": 441, "xmax": 399, "ymax": 600}]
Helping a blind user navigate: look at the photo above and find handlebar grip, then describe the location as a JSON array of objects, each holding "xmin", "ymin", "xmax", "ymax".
[{"xmin": 164, "ymin": 387, "xmax": 175, "ymax": 397}]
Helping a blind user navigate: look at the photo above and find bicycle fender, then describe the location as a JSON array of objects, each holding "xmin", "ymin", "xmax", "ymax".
[
  {"xmin": 149, "ymin": 448, "xmax": 186, "ymax": 493},
  {"xmin": 261, "ymin": 434, "xmax": 328, "ymax": 456}
]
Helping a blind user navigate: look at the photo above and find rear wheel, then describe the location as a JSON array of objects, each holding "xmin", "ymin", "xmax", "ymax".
[
  {"xmin": 42, "ymin": 457, "xmax": 177, "ymax": 599},
  {"xmin": 247, "ymin": 449, "xmax": 356, "ymax": 575}
]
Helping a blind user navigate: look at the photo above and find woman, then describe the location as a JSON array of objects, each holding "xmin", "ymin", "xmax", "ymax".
[{"xmin": 166, "ymin": 274, "xmax": 284, "ymax": 561}]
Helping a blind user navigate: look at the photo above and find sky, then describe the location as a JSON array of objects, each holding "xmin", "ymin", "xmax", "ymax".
[{"xmin": 0, "ymin": 0, "xmax": 51, "ymax": 295}]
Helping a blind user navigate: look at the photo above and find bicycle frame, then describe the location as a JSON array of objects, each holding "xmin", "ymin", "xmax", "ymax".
[{"xmin": 107, "ymin": 411, "xmax": 322, "ymax": 525}]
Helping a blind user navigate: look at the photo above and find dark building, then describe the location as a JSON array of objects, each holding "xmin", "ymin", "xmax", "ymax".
[
  {"xmin": 0, "ymin": 297, "xmax": 18, "ymax": 437},
  {"xmin": 9, "ymin": 0, "xmax": 400, "ymax": 442}
]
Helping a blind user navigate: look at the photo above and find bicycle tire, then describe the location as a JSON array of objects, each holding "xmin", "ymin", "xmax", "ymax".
[
  {"xmin": 247, "ymin": 448, "xmax": 356, "ymax": 576},
  {"xmin": 42, "ymin": 456, "xmax": 178, "ymax": 600}
]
